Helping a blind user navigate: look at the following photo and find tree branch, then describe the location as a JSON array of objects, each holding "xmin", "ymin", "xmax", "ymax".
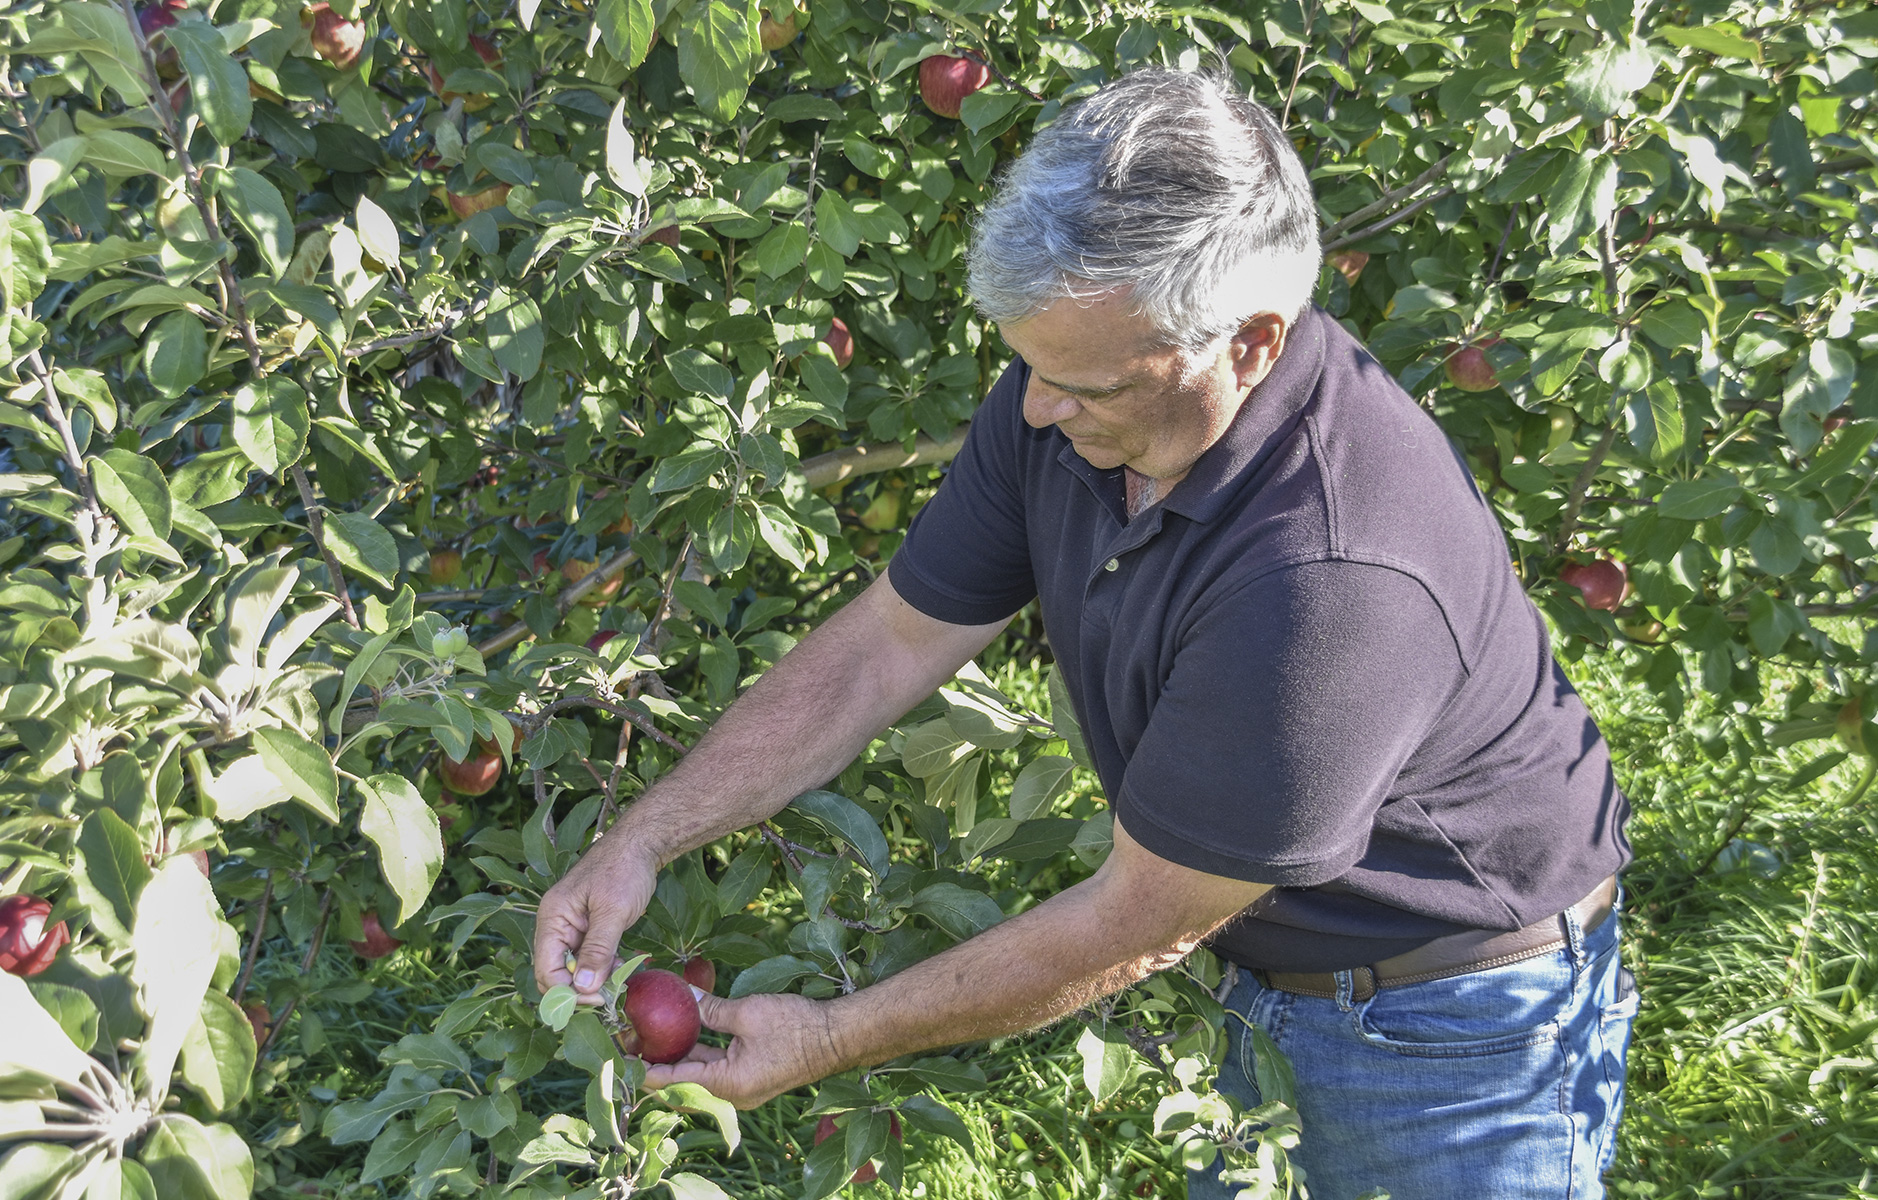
[{"xmin": 1318, "ymin": 153, "xmax": 1454, "ymax": 243}]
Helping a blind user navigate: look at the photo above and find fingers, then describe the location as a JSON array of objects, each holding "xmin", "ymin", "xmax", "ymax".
[
  {"xmin": 531, "ymin": 888, "xmax": 587, "ymax": 994},
  {"xmin": 694, "ymin": 993, "xmax": 741, "ymax": 1033},
  {"xmin": 569, "ymin": 900, "xmax": 633, "ymax": 999}
]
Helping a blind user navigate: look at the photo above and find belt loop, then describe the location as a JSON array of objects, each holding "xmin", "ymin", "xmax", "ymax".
[
  {"xmin": 1334, "ymin": 969, "xmax": 1356, "ymax": 1010},
  {"xmin": 1562, "ymin": 904, "xmax": 1587, "ymax": 975}
]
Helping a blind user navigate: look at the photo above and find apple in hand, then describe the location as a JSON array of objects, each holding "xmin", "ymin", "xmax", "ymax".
[
  {"xmin": 1559, "ymin": 557, "xmax": 1627, "ymax": 612},
  {"xmin": 0, "ymin": 894, "xmax": 70, "ymax": 977},
  {"xmin": 305, "ymin": 3, "xmax": 365, "ymax": 70},
  {"xmin": 610, "ymin": 969, "xmax": 701, "ymax": 1064},
  {"xmin": 813, "ymin": 1112, "xmax": 903, "ymax": 1184},
  {"xmin": 919, "ymin": 53, "xmax": 990, "ymax": 120},
  {"xmin": 350, "ymin": 910, "xmax": 402, "ymax": 960},
  {"xmin": 1444, "ymin": 335, "xmax": 1503, "ymax": 393}
]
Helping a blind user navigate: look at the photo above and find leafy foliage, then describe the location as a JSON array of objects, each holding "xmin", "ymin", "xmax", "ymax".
[{"xmin": 0, "ymin": 0, "xmax": 1873, "ymax": 1197}]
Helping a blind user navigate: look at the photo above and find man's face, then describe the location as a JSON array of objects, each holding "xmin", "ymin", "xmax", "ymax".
[{"xmin": 1000, "ymin": 291, "xmax": 1286, "ymax": 485}]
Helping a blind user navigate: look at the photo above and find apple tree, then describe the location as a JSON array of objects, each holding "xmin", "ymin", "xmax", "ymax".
[{"xmin": 0, "ymin": 0, "xmax": 1872, "ymax": 1197}]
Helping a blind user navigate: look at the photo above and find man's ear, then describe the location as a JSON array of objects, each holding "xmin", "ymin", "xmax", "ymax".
[{"xmin": 1229, "ymin": 312, "xmax": 1289, "ymax": 392}]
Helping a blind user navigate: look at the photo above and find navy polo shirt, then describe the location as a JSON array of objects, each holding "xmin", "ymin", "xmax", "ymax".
[{"xmin": 887, "ymin": 306, "xmax": 1630, "ymax": 972}]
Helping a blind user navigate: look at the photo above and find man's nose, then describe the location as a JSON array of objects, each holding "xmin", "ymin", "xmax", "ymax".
[{"xmin": 1023, "ymin": 383, "xmax": 1080, "ymax": 429}]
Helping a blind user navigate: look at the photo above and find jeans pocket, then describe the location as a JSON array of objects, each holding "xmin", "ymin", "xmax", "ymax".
[
  {"xmin": 1594, "ymin": 979, "xmax": 1639, "ymax": 1172},
  {"xmin": 1352, "ymin": 955, "xmax": 1573, "ymax": 1059}
]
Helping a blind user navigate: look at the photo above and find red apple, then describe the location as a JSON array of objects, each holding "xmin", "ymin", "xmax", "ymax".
[
  {"xmin": 758, "ymin": 8, "xmax": 798, "ymax": 51},
  {"xmin": 813, "ymin": 1112, "xmax": 903, "ymax": 1184},
  {"xmin": 439, "ymin": 738, "xmax": 503, "ymax": 797},
  {"xmin": 188, "ymin": 849, "xmax": 210, "ymax": 877},
  {"xmin": 305, "ymin": 3, "xmax": 365, "ymax": 70},
  {"xmin": 1559, "ymin": 558, "xmax": 1628, "ymax": 612},
  {"xmin": 679, "ymin": 956, "xmax": 716, "ymax": 994},
  {"xmin": 823, "ymin": 317, "xmax": 854, "ymax": 368},
  {"xmin": 1444, "ymin": 335, "xmax": 1503, "ymax": 393},
  {"xmin": 611, "ymin": 969, "xmax": 701, "ymax": 1064},
  {"xmin": 447, "ymin": 183, "xmax": 510, "ymax": 220},
  {"xmin": 919, "ymin": 53, "xmax": 990, "ymax": 120},
  {"xmin": 1327, "ymin": 249, "xmax": 1369, "ymax": 285},
  {"xmin": 138, "ymin": 0, "xmax": 187, "ymax": 79},
  {"xmin": 428, "ymin": 548, "xmax": 462, "ymax": 586},
  {"xmin": 349, "ymin": 910, "xmax": 402, "ymax": 960},
  {"xmin": 645, "ymin": 226, "xmax": 681, "ymax": 248},
  {"xmin": 243, "ymin": 1002, "xmax": 272, "ymax": 1045},
  {"xmin": 0, "ymin": 894, "xmax": 69, "ymax": 977},
  {"xmin": 587, "ymin": 630, "xmax": 619, "ymax": 652}
]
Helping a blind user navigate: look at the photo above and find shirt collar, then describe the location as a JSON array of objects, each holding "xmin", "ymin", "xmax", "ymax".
[{"xmin": 1160, "ymin": 305, "xmax": 1330, "ymax": 525}]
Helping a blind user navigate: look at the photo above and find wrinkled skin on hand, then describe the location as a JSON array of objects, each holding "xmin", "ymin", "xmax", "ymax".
[
  {"xmin": 641, "ymin": 991, "xmax": 844, "ymax": 1110},
  {"xmin": 533, "ymin": 833, "xmax": 660, "ymax": 1000}
]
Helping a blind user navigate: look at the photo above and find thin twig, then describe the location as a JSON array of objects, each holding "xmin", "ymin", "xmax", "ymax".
[
  {"xmin": 258, "ymin": 889, "xmax": 334, "ymax": 1057},
  {"xmin": 1554, "ymin": 425, "xmax": 1620, "ymax": 555},
  {"xmin": 291, "ymin": 465, "xmax": 361, "ymax": 630},
  {"xmin": 231, "ymin": 879, "xmax": 273, "ymax": 1006},
  {"xmin": 1322, "ymin": 186, "xmax": 1456, "ymax": 253},
  {"xmin": 1280, "ymin": 2, "xmax": 1319, "ymax": 129},
  {"xmin": 1319, "ymin": 153, "xmax": 1455, "ymax": 243},
  {"xmin": 475, "ymin": 544, "xmax": 641, "ymax": 656}
]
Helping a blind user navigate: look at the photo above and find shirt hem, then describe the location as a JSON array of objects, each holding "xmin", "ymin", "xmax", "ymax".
[{"xmin": 1115, "ymin": 796, "xmax": 1363, "ymax": 889}]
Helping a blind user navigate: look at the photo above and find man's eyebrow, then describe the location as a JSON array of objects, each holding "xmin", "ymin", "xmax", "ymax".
[{"xmin": 1034, "ymin": 373, "xmax": 1124, "ymax": 398}]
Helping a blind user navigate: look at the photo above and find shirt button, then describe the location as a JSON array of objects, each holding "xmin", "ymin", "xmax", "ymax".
[{"xmin": 1104, "ymin": 558, "xmax": 1119, "ymax": 572}]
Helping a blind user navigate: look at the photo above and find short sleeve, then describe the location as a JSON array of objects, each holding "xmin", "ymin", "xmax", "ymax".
[
  {"xmin": 886, "ymin": 360, "xmax": 1038, "ymax": 625},
  {"xmin": 1116, "ymin": 561, "xmax": 1466, "ymax": 886}
]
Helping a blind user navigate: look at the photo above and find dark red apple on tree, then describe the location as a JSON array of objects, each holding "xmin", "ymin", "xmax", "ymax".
[
  {"xmin": 439, "ymin": 735, "xmax": 504, "ymax": 797},
  {"xmin": 243, "ymin": 1002, "xmax": 272, "ymax": 1045},
  {"xmin": 448, "ymin": 182, "xmax": 511, "ymax": 221},
  {"xmin": 679, "ymin": 956, "xmax": 716, "ymax": 994},
  {"xmin": 350, "ymin": 910, "xmax": 402, "ymax": 959},
  {"xmin": 426, "ymin": 34, "xmax": 501, "ymax": 108},
  {"xmin": 137, "ymin": 0, "xmax": 187, "ymax": 79},
  {"xmin": 758, "ymin": 7, "xmax": 798, "ymax": 51},
  {"xmin": 610, "ymin": 968, "xmax": 701, "ymax": 1064},
  {"xmin": 919, "ymin": 53, "xmax": 990, "ymax": 120},
  {"xmin": 1327, "ymin": 248, "xmax": 1369, "ymax": 285},
  {"xmin": 0, "ymin": 894, "xmax": 70, "ymax": 977},
  {"xmin": 645, "ymin": 226, "xmax": 681, "ymax": 248},
  {"xmin": 306, "ymin": 3, "xmax": 365, "ymax": 70},
  {"xmin": 1559, "ymin": 557, "xmax": 1628, "ymax": 612},
  {"xmin": 813, "ymin": 1112, "xmax": 903, "ymax": 1184},
  {"xmin": 587, "ymin": 629, "xmax": 619, "ymax": 652},
  {"xmin": 1444, "ymin": 335, "xmax": 1503, "ymax": 393},
  {"xmin": 823, "ymin": 316, "xmax": 854, "ymax": 368}
]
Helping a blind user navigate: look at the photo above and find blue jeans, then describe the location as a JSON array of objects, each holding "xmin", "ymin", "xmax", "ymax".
[{"xmin": 1189, "ymin": 897, "xmax": 1636, "ymax": 1200}]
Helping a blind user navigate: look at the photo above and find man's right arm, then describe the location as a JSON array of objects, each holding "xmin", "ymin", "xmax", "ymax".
[{"xmin": 533, "ymin": 569, "xmax": 1011, "ymax": 997}]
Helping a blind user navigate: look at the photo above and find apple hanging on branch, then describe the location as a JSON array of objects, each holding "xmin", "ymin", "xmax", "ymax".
[
  {"xmin": 1443, "ymin": 335, "xmax": 1503, "ymax": 393},
  {"xmin": 823, "ymin": 316, "xmax": 854, "ymax": 369},
  {"xmin": 610, "ymin": 968, "xmax": 702, "ymax": 1063},
  {"xmin": 919, "ymin": 52, "xmax": 990, "ymax": 119},
  {"xmin": 677, "ymin": 956, "xmax": 717, "ymax": 994},
  {"xmin": 757, "ymin": 6, "xmax": 798, "ymax": 51},
  {"xmin": 350, "ymin": 910, "xmax": 402, "ymax": 960},
  {"xmin": 305, "ymin": 3, "xmax": 366, "ymax": 70},
  {"xmin": 1558, "ymin": 557, "xmax": 1628, "ymax": 612},
  {"xmin": 0, "ymin": 893, "xmax": 70, "ymax": 977}
]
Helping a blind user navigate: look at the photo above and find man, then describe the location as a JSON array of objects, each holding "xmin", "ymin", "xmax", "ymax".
[{"xmin": 535, "ymin": 68, "xmax": 1635, "ymax": 1199}]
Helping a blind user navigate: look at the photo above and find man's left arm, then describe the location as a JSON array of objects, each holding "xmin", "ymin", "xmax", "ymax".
[{"xmin": 641, "ymin": 819, "xmax": 1268, "ymax": 1107}]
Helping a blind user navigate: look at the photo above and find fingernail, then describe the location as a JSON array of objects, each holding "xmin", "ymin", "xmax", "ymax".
[
  {"xmin": 690, "ymin": 985, "xmax": 706, "ymax": 1002},
  {"xmin": 576, "ymin": 969, "xmax": 595, "ymax": 990}
]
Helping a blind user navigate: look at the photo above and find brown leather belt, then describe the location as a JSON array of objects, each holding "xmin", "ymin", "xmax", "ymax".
[{"xmin": 1258, "ymin": 875, "xmax": 1619, "ymax": 1003}]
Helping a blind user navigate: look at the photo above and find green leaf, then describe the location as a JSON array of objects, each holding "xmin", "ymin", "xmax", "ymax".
[
  {"xmin": 658, "ymin": 1081, "xmax": 742, "ymax": 1154},
  {"xmin": 74, "ymin": 808, "xmax": 150, "ymax": 944},
  {"xmin": 1249, "ymin": 1024, "xmax": 1299, "ymax": 1107},
  {"xmin": 203, "ymin": 753, "xmax": 294, "ymax": 821},
  {"xmin": 25, "ymin": 981, "xmax": 100, "ymax": 1052},
  {"xmin": 486, "ymin": 288, "xmax": 544, "ymax": 381},
  {"xmin": 22, "ymin": 139, "xmax": 86, "ymax": 215},
  {"xmin": 323, "ymin": 511, "xmax": 401, "ymax": 589},
  {"xmin": 130, "ymin": 859, "xmax": 225, "ymax": 1101},
  {"xmin": 726, "ymin": 954, "xmax": 820, "ymax": 997},
  {"xmin": 221, "ymin": 168, "xmax": 293, "ymax": 279},
  {"xmin": 1077, "ymin": 1024, "xmax": 1134, "ymax": 1104},
  {"xmin": 381, "ymin": 1031, "xmax": 473, "ymax": 1077},
  {"xmin": 0, "ymin": 972, "xmax": 99, "ymax": 1086},
  {"xmin": 323, "ymin": 1068, "xmax": 439, "ymax": 1144},
  {"xmin": 251, "ymin": 727, "xmax": 341, "ymax": 823},
  {"xmin": 1047, "ymin": 666, "xmax": 1095, "ymax": 771},
  {"xmin": 0, "ymin": 1142, "xmax": 80, "ymax": 1200},
  {"xmin": 354, "ymin": 194, "xmax": 400, "ymax": 270},
  {"xmin": 84, "ymin": 129, "xmax": 167, "ymax": 178},
  {"xmin": 676, "ymin": 0, "xmax": 759, "ymax": 124},
  {"xmin": 1656, "ymin": 476, "xmax": 1741, "ymax": 519},
  {"xmin": 666, "ymin": 1174, "xmax": 734, "ymax": 1200},
  {"xmin": 92, "ymin": 449, "xmax": 173, "ymax": 541},
  {"xmin": 142, "ymin": 310, "xmax": 208, "ymax": 399},
  {"xmin": 358, "ymin": 774, "xmax": 445, "ymax": 925},
  {"xmin": 1625, "ymin": 379, "xmax": 1684, "ymax": 463},
  {"xmin": 1658, "ymin": 22, "xmax": 1759, "ymax": 60},
  {"xmin": 605, "ymin": 97, "xmax": 647, "ymax": 196},
  {"xmin": 178, "ymin": 992, "xmax": 257, "ymax": 1113},
  {"xmin": 140, "ymin": 1115, "xmax": 253, "ymax": 1200},
  {"xmin": 896, "ymin": 1094, "xmax": 973, "ymax": 1148},
  {"xmin": 788, "ymin": 789, "xmax": 891, "ymax": 877},
  {"xmin": 906, "ymin": 882, "xmax": 1004, "ymax": 940},
  {"xmin": 1563, "ymin": 38, "xmax": 1654, "ymax": 124},
  {"xmin": 537, "ymin": 986, "xmax": 578, "ymax": 1031},
  {"xmin": 1010, "ymin": 756, "xmax": 1074, "ymax": 820},
  {"xmin": 164, "ymin": 18, "xmax": 253, "ymax": 147},
  {"xmin": 232, "ymin": 377, "xmax": 310, "ymax": 477},
  {"xmin": 595, "ymin": 0, "xmax": 656, "ymax": 66}
]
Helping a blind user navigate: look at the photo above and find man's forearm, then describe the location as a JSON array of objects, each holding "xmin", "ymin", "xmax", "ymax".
[{"xmin": 611, "ymin": 574, "xmax": 1007, "ymax": 867}]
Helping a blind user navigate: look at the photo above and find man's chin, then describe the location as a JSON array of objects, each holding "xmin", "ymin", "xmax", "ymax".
[{"xmin": 1067, "ymin": 442, "xmax": 1124, "ymax": 470}]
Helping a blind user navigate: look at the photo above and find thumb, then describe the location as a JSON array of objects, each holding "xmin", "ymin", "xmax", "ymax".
[{"xmin": 694, "ymin": 992, "xmax": 742, "ymax": 1034}]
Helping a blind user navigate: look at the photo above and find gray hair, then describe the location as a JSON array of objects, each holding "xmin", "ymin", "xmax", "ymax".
[{"xmin": 966, "ymin": 69, "xmax": 1322, "ymax": 353}]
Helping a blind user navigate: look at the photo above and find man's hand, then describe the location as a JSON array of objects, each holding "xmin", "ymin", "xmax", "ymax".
[
  {"xmin": 533, "ymin": 832, "xmax": 661, "ymax": 1000},
  {"xmin": 641, "ymin": 992, "xmax": 844, "ymax": 1109}
]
